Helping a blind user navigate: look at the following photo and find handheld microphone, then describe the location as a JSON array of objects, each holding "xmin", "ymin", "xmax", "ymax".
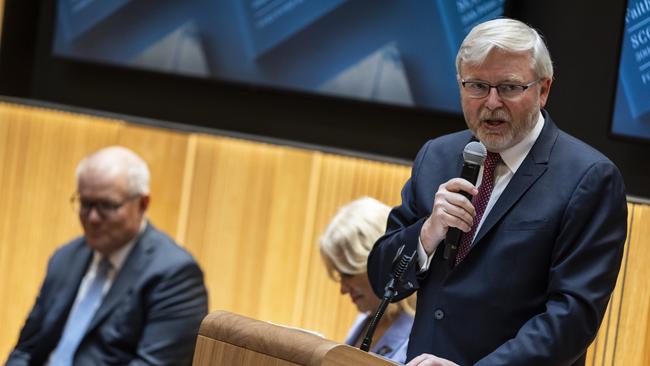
[
  {"xmin": 443, "ymin": 141, "xmax": 487, "ymax": 262},
  {"xmin": 360, "ymin": 245, "xmax": 416, "ymax": 352}
]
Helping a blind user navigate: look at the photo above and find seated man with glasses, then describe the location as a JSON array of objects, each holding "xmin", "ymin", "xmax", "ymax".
[
  {"xmin": 368, "ymin": 18, "xmax": 627, "ymax": 366},
  {"xmin": 7, "ymin": 146, "xmax": 209, "ymax": 366}
]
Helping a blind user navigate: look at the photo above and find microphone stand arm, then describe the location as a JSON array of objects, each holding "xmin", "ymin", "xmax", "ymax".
[
  {"xmin": 359, "ymin": 278, "xmax": 398, "ymax": 351},
  {"xmin": 360, "ymin": 246, "xmax": 416, "ymax": 352}
]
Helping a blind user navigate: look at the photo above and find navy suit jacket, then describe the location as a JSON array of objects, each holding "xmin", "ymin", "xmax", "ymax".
[
  {"xmin": 7, "ymin": 223, "xmax": 208, "ymax": 366},
  {"xmin": 367, "ymin": 113, "xmax": 627, "ymax": 366}
]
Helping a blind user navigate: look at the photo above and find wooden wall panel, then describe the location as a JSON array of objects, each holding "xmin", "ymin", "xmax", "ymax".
[
  {"xmin": 585, "ymin": 203, "xmax": 634, "ymax": 365},
  {"xmin": 584, "ymin": 202, "xmax": 650, "ymax": 365},
  {"xmin": 297, "ymin": 154, "xmax": 410, "ymax": 341},
  {"xmin": 601, "ymin": 204, "xmax": 650, "ymax": 365},
  {"xmin": 180, "ymin": 135, "xmax": 320, "ymax": 326},
  {"xmin": 252, "ymin": 147, "xmax": 320, "ymax": 324}
]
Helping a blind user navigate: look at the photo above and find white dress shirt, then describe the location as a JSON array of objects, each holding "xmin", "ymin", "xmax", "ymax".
[{"xmin": 47, "ymin": 219, "xmax": 146, "ymax": 364}]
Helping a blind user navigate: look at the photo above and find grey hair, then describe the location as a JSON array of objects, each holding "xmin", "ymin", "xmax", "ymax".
[
  {"xmin": 319, "ymin": 197, "xmax": 391, "ymax": 278},
  {"xmin": 456, "ymin": 18, "xmax": 554, "ymax": 80},
  {"xmin": 76, "ymin": 146, "xmax": 150, "ymax": 195}
]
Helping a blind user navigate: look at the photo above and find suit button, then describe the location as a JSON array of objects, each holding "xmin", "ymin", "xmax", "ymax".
[{"xmin": 434, "ymin": 309, "xmax": 444, "ymax": 320}]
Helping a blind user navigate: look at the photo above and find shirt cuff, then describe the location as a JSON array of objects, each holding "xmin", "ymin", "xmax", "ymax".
[{"xmin": 417, "ymin": 236, "xmax": 435, "ymax": 273}]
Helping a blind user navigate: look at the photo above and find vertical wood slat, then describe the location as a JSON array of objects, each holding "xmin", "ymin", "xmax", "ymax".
[
  {"xmin": 584, "ymin": 202, "xmax": 650, "ymax": 366},
  {"xmin": 175, "ymin": 134, "xmax": 198, "ymax": 244},
  {"xmin": 181, "ymin": 135, "xmax": 322, "ymax": 324},
  {"xmin": 608, "ymin": 204, "xmax": 650, "ymax": 365},
  {"xmin": 585, "ymin": 203, "xmax": 634, "ymax": 365},
  {"xmin": 0, "ymin": 101, "xmax": 649, "ymax": 365}
]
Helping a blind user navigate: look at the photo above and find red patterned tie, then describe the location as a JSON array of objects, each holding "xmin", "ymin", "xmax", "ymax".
[{"xmin": 455, "ymin": 152, "xmax": 501, "ymax": 265}]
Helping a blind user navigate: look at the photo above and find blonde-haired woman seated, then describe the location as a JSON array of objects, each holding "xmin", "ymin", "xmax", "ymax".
[{"xmin": 319, "ymin": 197, "xmax": 414, "ymax": 364}]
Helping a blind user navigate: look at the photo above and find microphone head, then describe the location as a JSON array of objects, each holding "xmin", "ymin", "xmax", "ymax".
[{"xmin": 463, "ymin": 141, "xmax": 487, "ymax": 166}]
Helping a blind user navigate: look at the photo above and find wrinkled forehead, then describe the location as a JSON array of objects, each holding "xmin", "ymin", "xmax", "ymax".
[
  {"xmin": 458, "ymin": 49, "xmax": 536, "ymax": 80},
  {"xmin": 460, "ymin": 46, "xmax": 534, "ymax": 66}
]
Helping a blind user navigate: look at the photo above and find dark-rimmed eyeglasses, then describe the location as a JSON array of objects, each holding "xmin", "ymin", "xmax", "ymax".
[
  {"xmin": 460, "ymin": 79, "xmax": 541, "ymax": 99},
  {"xmin": 70, "ymin": 194, "xmax": 140, "ymax": 217}
]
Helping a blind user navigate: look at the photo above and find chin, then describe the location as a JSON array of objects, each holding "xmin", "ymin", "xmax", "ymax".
[
  {"xmin": 86, "ymin": 238, "xmax": 114, "ymax": 253},
  {"xmin": 86, "ymin": 241, "xmax": 106, "ymax": 252},
  {"xmin": 479, "ymin": 133, "xmax": 513, "ymax": 152},
  {"xmin": 354, "ymin": 302, "xmax": 370, "ymax": 314}
]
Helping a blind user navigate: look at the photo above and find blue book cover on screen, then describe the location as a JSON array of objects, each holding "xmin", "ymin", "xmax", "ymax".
[
  {"xmin": 619, "ymin": 0, "xmax": 650, "ymax": 119},
  {"xmin": 611, "ymin": 0, "xmax": 650, "ymax": 140},
  {"xmin": 436, "ymin": 0, "xmax": 506, "ymax": 57},
  {"xmin": 57, "ymin": 0, "xmax": 133, "ymax": 41},
  {"xmin": 236, "ymin": 0, "xmax": 346, "ymax": 58}
]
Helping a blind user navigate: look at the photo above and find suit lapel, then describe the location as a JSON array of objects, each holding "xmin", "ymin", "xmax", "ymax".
[
  {"xmin": 49, "ymin": 243, "xmax": 93, "ymax": 324},
  {"xmin": 85, "ymin": 225, "xmax": 154, "ymax": 333},
  {"xmin": 472, "ymin": 113, "xmax": 558, "ymax": 246}
]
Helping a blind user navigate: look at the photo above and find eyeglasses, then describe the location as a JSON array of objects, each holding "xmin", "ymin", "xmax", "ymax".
[
  {"xmin": 460, "ymin": 79, "xmax": 541, "ymax": 99},
  {"xmin": 71, "ymin": 194, "xmax": 140, "ymax": 217}
]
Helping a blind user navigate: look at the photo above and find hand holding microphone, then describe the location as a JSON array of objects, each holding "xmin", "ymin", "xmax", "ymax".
[{"xmin": 419, "ymin": 142, "xmax": 487, "ymax": 260}]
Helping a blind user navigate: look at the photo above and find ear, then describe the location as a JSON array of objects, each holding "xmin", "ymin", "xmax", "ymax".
[
  {"xmin": 538, "ymin": 78, "xmax": 553, "ymax": 108},
  {"xmin": 139, "ymin": 195, "xmax": 151, "ymax": 212}
]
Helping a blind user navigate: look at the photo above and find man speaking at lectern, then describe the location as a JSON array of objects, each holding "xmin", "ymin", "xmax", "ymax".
[{"xmin": 367, "ymin": 18, "xmax": 627, "ymax": 366}]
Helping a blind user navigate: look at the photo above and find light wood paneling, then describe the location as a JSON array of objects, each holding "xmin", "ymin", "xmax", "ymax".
[
  {"xmin": 181, "ymin": 134, "xmax": 321, "ymax": 325},
  {"xmin": 586, "ymin": 203, "xmax": 650, "ymax": 365},
  {"xmin": 585, "ymin": 203, "xmax": 634, "ymax": 365},
  {"xmin": 618, "ymin": 204, "xmax": 650, "ymax": 364},
  {"xmin": 297, "ymin": 154, "xmax": 409, "ymax": 340}
]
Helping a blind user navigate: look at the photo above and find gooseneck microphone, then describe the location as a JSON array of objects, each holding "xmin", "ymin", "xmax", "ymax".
[
  {"xmin": 360, "ymin": 244, "xmax": 416, "ymax": 352},
  {"xmin": 443, "ymin": 141, "xmax": 487, "ymax": 262}
]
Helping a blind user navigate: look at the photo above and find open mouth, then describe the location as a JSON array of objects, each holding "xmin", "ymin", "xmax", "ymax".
[{"xmin": 482, "ymin": 119, "xmax": 507, "ymax": 129}]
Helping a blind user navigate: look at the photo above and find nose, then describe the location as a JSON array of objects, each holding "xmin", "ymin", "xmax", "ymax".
[
  {"xmin": 484, "ymin": 87, "xmax": 504, "ymax": 110},
  {"xmin": 85, "ymin": 207, "xmax": 103, "ymax": 222}
]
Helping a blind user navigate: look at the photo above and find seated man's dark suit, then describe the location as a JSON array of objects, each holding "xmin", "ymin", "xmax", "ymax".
[
  {"xmin": 367, "ymin": 112, "xmax": 628, "ymax": 365},
  {"xmin": 7, "ymin": 223, "xmax": 209, "ymax": 366}
]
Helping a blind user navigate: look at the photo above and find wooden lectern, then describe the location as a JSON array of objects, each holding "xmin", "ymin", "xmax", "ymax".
[{"xmin": 192, "ymin": 311, "xmax": 400, "ymax": 366}]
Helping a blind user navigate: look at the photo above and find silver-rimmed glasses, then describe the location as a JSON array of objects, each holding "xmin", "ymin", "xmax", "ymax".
[{"xmin": 460, "ymin": 79, "xmax": 541, "ymax": 99}]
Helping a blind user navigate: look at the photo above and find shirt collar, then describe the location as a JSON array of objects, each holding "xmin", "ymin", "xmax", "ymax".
[{"xmin": 496, "ymin": 111, "xmax": 544, "ymax": 174}]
